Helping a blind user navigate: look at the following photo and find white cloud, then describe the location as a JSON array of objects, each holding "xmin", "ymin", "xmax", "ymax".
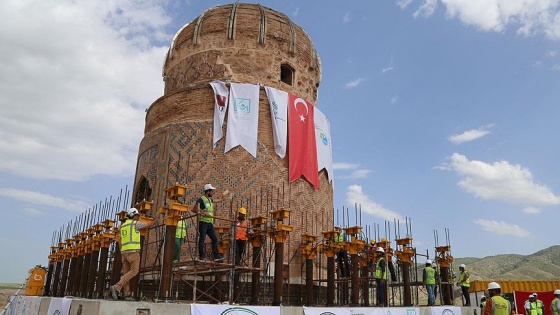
[
  {"xmin": 397, "ymin": 0, "xmax": 414, "ymax": 9},
  {"xmin": 411, "ymin": 0, "xmax": 560, "ymax": 40},
  {"xmin": 293, "ymin": 7, "xmax": 300, "ymax": 16},
  {"xmin": 438, "ymin": 153, "xmax": 560, "ymax": 207},
  {"xmin": 474, "ymin": 219, "xmax": 530, "ymax": 237},
  {"xmin": 0, "ymin": 188, "xmax": 90, "ymax": 212},
  {"xmin": 23, "ymin": 207, "xmax": 46, "ymax": 216},
  {"xmin": 343, "ymin": 12, "xmax": 351, "ymax": 23},
  {"xmin": 382, "ymin": 66, "xmax": 394, "ymax": 74},
  {"xmin": 390, "ymin": 95, "xmax": 399, "ymax": 105},
  {"xmin": 344, "ymin": 78, "xmax": 365, "ymax": 89},
  {"xmin": 413, "ymin": 0, "xmax": 438, "ymax": 18},
  {"xmin": 333, "ymin": 162, "xmax": 360, "ymax": 170},
  {"xmin": 340, "ymin": 169, "xmax": 372, "ymax": 180},
  {"xmin": 346, "ymin": 185, "xmax": 403, "ymax": 221},
  {"xmin": 546, "ymin": 50, "xmax": 558, "ymax": 58},
  {"xmin": 552, "ymin": 64, "xmax": 560, "ymax": 71},
  {"xmin": 522, "ymin": 206, "xmax": 541, "ymax": 214},
  {"xmin": 0, "ymin": 0, "xmax": 171, "ymax": 181},
  {"xmin": 448, "ymin": 124, "xmax": 493, "ymax": 144}
]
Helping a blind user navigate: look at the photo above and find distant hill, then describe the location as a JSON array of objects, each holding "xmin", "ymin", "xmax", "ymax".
[{"xmin": 452, "ymin": 245, "xmax": 560, "ymax": 280}]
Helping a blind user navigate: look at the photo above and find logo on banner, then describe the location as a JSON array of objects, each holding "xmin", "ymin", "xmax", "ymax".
[
  {"xmin": 221, "ymin": 307, "xmax": 258, "ymax": 315},
  {"xmin": 407, "ymin": 309, "xmax": 417, "ymax": 315},
  {"xmin": 442, "ymin": 309, "xmax": 455, "ymax": 315},
  {"xmin": 216, "ymin": 95, "xmax": 227, "ymax": 111},
  {"xmin": 320, "ymin": 132, "xmax": 328, "ymax": 145},
  {"xmin": 234, "ymin": 98, "xmax": 251, "ymax": 114}
]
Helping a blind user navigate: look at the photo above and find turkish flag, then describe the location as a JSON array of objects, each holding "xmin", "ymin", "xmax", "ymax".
[{"xmin": 288, "ymin": 94, "xmax": 319, "ymax": 189}]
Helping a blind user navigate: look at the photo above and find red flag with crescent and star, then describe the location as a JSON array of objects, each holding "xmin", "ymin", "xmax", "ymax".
[{"xmin": 288, "ymin": 94, "xmax": 319, "ymax": 189}]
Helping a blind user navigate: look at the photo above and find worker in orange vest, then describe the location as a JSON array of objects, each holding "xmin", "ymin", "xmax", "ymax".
[{"xmin": 234, "ymin": 207, "xmax": 249, "ymax": 266}]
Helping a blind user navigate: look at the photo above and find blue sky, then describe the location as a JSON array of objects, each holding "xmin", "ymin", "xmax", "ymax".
[{"xmin": 1, "ymin": 0, "xmax": 559, "ymax": 283}]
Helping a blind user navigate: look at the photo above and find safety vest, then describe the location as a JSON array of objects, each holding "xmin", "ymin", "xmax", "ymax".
[
  {"xmin": 199, "ymin": 196, "xmax": 214, "ymax": 224},
  {"xmin": 236, "ymin": 220, "xmax": 247, "ymax": 240},
  {"xmin": 120, "ymin": 220, "xmax": 141, "ymax": 252},
  {"xmin": 459, "ymin": 270, "xmax": 470, "ymax": 287},
  {"xmin": 375, "ymin": 257, "xmax": 387, "ymax": 279},
  {"xmin": 425, "ymin": 266, "xmax": 436, "ymax": 285},
  {"xmin": 176, "ymin": 220, "xmax": 186, "ymax": 238},
  {"xmin": 335, "ymin": 231, "xmax": 344, "ymax": 244},
  {"xmin": 551, "ymin": 297, "xmax": 559, "ymax": 315},
  {"xmin": 490, "ymin": 295, "xmax": 511, "ymax": 315},
  {"xmin": 536, "ymin": 300, "xmax": 544, "ymax": 315},
  {"xmin": 526, "ymin": 301, "xmax": 539, "ymax": 315}
]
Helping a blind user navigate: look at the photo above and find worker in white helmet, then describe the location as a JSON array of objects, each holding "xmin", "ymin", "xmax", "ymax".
[
  {"xmin": 374, "ymin": 247, "xmax": 387, "ymax": 306},
  {"xmin": 192, "ymin": 183, "xmax": 230, "ymax": 262},
  {"xmin": 532, "ymin": 293, "xmax": 545, "ymax": 315},
  {"xmin": 456, "ymin": 263, "xmax": 471, "ymax": 306},
  {"xmin": 110, "ymin": 208, "xmax": 155, "ymax": 301},
  {"xmin": 484, "ymin": 282, "xmax": 514, "ymax": 315},
  {"xmin": 526, "ymin": 294, "xmax": 538, "ymax": 315},
  {"xmin": 551, "ymin": 289, "xmax": 560, "ymax": 315},
  {"xmin": 423, "ymin": 259, "xmax": 436, "ymax": 306}
]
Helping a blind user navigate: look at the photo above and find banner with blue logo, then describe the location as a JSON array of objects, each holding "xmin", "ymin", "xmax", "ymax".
[
  {"xmin": 191, "ymin": 303, "xmax": 280, "ymax": 315},
  {"xmin": 303, "ymin": 306, "xmax": 420, "ymax": 315}
]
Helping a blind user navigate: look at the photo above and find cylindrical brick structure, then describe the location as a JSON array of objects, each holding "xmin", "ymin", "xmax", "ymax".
[{"xmin": 132, "ymin": 3, "xmax": 333, "ymax": 283}]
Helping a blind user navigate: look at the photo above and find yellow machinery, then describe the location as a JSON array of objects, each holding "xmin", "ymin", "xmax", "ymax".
[{"xmin": 25, "ymin": 265, "xmax": 47, "ymax": 296}]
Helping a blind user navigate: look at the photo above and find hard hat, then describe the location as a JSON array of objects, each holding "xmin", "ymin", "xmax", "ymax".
[
  {"xmin": 481, "ymin": 296, "xmax": 487, "ymax": 301},
  {"xmin": 238, "ymin": 207, "xmax": 247, "ymax": 215},
  {"xmin": 370, "ymin": 239, "xmax": 376, "ymax": 244},
  {"xmin": 532, "ymin": 292, "xmax": 538, "ymax": 296},
  {"xmin": 376, "ymin": 247, "xmax": 385, "ymax": 253},
  {"xmin": 554, "ymin": 289, "xmax": 560, "ymax": 295},
  {"xmin": 335, "ymin": 226, "xmax": 341, "ymax": 230},
  {"xmin": 127, "ymin": 207, "xmax": 139, "ymax": 218},
  {"xmin": 204, "ymin": 183, "xmax": 216, "ymax": 191},
  {"xmin": 459, "ymin": 264, "xmax": 466, "ymax": 268},
  {"xmin": 487, "ymin": 282, "xmax": 501, "ymax": 290},
  {"xmin": 529, "ymin": 294, "xmax": 535, "ymax": 298},
  {"xmin": 426, "ymin": 259, "xmax": 432, "ymax": 264},
  {"xmin": 381, "ymin": 237, "xmax": 387, "ymax": 242}
]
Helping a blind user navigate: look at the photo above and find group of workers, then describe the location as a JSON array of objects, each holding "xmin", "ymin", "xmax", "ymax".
[{"xmin": 110, "ymin": 183, "xmax": 249, "ymax": 301}]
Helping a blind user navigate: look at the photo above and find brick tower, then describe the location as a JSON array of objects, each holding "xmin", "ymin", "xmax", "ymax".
[{"xmin": 132, "ymin": 3, "xmax": 333, "ymax": 281}]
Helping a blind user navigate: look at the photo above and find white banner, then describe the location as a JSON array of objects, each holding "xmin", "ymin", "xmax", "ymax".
[
  {"xmin": 431, "ymin": 306, "xmax": 462, "ymax": 315},
  {"xmin": 5, "ymin": 295, "xmax": 42, "ymax": 315},
  {"xmin": 210, "ymin": 80, "xmax": 230, "ymax": 148},
  {"xmin": 314, "ymin": 107, "xmax": 333, "ymax": 182},
  {"xmin": 264, "ymin": 86, "xmax": 288, "ymax": 158},
  {"xmin": 191, "ymin": 303, "xmax": 280, "ymax": 315},
  {"xmin": 46, "ymin": 297, "xmax": 72, "ymax": 315},
  {"xmin": 225, "ymin": 83, "xmax": 260, "ymax": 158},
  {"xmin": 304, "ymin": 306, "xmax": 420, "ymax": 315}
]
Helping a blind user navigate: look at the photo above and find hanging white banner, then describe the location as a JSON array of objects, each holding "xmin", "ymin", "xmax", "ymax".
[
  {"xmin": 210, "ymin": 80, "xmax": 230, "ymax": 148},
  {"xmin": 46, "ymin": 297, "xmax": 72, "ymax": 315},
  {"xmin": 191, "ymin": 304, "xmax": 280, "ymax": 315},
  {"xmin": 314, "ymin": 107, "xmax": 333, "ymax": 182},
  {"xmin": 303, "ymin": 306, "xmax": 420, "ymax": 315},
  {"xmin": 5, "ymin": 295, "xmax": 42, "ymax": 315},
  {"xmin": 431, "ymin": 306, "xmax": 462, "ymax": 315},
  {"xmin": 224, "ymin": 83, "xmax": 260, "ymax": 158},
  {"xmin": 264, "ymin": 86, "xmax": 288, "ymax": 158}
]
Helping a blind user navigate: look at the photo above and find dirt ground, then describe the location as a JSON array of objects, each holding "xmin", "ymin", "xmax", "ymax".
[{"xmin": 0, "ymin": 284, "xmax": 21, "ymax": 309}]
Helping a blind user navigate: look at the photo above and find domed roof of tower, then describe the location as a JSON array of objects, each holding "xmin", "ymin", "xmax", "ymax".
[{"xmin": 161, "ymin": 3, "xmax": 321, "ymax": 102}]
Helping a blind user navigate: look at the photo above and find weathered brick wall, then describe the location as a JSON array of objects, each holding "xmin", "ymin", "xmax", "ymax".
[{"xmin": 134, "ymin": 3, "xmax": 332, "ymax": 280}]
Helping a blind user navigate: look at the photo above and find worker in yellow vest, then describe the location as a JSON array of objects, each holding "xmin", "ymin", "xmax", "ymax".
[
  {"xmin": 526, "ymin": 294, "xmax": 540, "ymax": 315},
  {"xmin": 423, "ymin": 259, "xmax": 436, "ymax": 306},
  {"xmin": 551, "ymin": 289, "xmax": 560, "ymax": 315},
  {"xmin": 334, "ymin": 226, "xmax": 349, "ymax": 278},
  {"xmin": 173, "ymin": 219, "xmax": 187, "ymax": 262},
  {"xmin": 533, "ymin": 293, "xmax": 545, "ymax": 315},
  {"xmin": 457, "ymin": 263, "xmax": 471, "ymax": 306},
  {"xmin": 192, "ymin": 183, "xmax": 229, "ymax": 262},
  {"xmin": 374, "ymin": 247, "xmax": 387, "ymax": 306},
  {"xmin": 110, "ymin": 208, "xmax": 155, "ymax": 301},
  {"xmin": 484, "ymin": 282, "xmax": 514, "ymax": 315}
]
